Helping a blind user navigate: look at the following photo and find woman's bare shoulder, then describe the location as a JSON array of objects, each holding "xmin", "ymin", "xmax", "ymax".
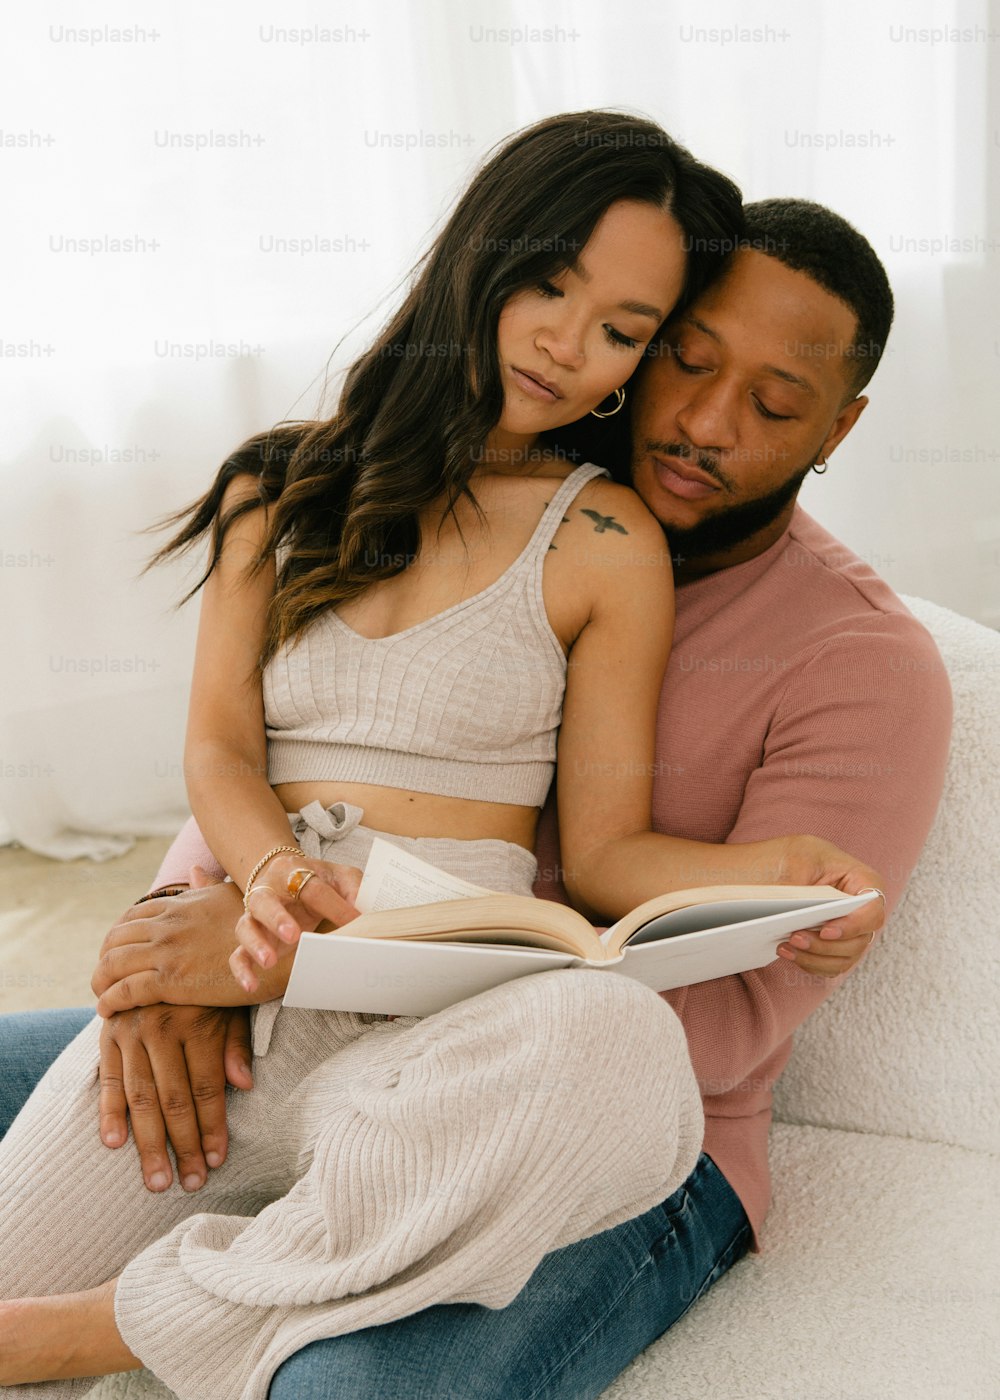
[
  {"xmin": 545, "ymin": 474, "xmax": 672, "ymax": 647},
  {"xmin": 566, "ymin": 474, "xmax": 666, "ymax": 549}
]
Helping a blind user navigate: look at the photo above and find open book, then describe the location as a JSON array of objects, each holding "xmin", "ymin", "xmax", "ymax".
[{"xmin": 281, "ymin": 837, "xmax": 881, "ymax": 1017}]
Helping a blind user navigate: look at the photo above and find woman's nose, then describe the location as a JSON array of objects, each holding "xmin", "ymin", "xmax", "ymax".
[{"xmin": 535, "ymin": 319, "xmax": 586, "ymax": 370}]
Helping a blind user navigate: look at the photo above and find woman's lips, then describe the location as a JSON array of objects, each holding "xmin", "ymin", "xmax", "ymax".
[
  {"xmin": 510, "ymin": 367, "xmax": 560, "ymax": 403},
  {"xmin": 651, "ymin": 454, "xmax": 721, "ymax": 501}
]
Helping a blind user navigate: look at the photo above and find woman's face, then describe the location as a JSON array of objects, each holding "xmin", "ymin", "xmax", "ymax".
[{"xmin": 494, "ymin": 198, "xmax": 687, "ymax": 449}]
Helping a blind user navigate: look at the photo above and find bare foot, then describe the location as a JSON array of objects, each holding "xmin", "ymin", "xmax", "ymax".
[{"xmin": 0, "ymin": 1280, "xmax": 142, "ymax": 1383}]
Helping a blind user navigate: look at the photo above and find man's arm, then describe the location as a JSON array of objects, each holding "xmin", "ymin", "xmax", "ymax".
[
  {"xmin": 145, "ymin": 815, "xmax": 226, "ymax": 895},
  {"xmin": 662, "ymin": 613, "xmax": 953, "ymax": 1092}
]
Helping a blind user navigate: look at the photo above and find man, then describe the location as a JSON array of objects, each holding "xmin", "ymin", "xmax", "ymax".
[{"xmin": 0, "ymin": 199, "xmax": 952, "ymax": 1397}]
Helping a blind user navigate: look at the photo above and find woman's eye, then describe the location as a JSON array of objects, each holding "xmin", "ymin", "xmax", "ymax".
[
  {"xmin": 531, "ymin": 284, "xmax": 640, "ymax": 350},
  {"xmin": 752, "ymin": 397, "xmax": 793, "ymax": 422},
  {"xmin": 605, "ymin": 326, "xmax": 639, "ymax": 350}
]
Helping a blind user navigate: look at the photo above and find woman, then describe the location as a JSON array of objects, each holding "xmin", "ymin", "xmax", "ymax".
[{"xmin": 0, "ymin": 112, "xmax": 861, "ymax": 1395}]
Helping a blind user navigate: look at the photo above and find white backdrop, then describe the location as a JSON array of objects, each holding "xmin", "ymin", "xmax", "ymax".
[{"xmin": 2, "ymin": 0, "xmax": 997, "ymax": 857}]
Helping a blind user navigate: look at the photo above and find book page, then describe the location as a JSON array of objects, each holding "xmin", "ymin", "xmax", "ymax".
[
  {"xmin": 615, "ymin": 890, "xmax": 879, "ymax": 991},
  {"xmin": 596, "ymin": 882, "xmax": 849, "ymax": 952},
  {"xmin": 355, "ymin": 836, "xmax": 496, "ymax": 913},
  {"xmin": 623, "ymin": 897, "xmax": 833, "ymax": 944}
]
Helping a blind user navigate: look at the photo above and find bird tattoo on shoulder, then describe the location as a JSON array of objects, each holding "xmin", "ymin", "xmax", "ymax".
[{"xmin": 580, "ymin": 508, "xmax": 629, "ymax": 535}]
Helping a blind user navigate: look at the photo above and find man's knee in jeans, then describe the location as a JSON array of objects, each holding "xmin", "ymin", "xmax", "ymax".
[
  {"xmin": 0, "ymin": 1006, "xmax": 94, "ymax": 1139},
  {"xmin": 267, "ymin": 1327, "xmax": 515, "ymax": 1400}
]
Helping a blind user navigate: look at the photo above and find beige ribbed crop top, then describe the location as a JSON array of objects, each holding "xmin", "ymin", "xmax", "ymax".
[{"xmin": 262, "ymin": 462, "xmax": 611, "ymax": 807}]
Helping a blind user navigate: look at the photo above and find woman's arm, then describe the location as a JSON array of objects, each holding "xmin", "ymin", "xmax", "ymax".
[
  {"xmin": 556, "ymin": 485, "xmax": 807, "ymax": 924},
  {"xmin": 185, "ymin": 475, "xmax": 366, "ymax": 990},
  {"xmin": 183, "ymin": 475, "xmax": 306, "ymax": 895}
]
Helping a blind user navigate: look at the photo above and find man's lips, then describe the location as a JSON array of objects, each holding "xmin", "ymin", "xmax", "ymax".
[
  {"xmin": 510, "ymin": 366, "xmax": 563, "ymax": 402},
  {"xmin": 651, "ymin": 453, "xmax": 722, "ymax": 500}
]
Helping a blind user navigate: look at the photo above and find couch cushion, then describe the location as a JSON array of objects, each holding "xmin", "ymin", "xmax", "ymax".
[
  {"xmin": 773, "ymin": 596, "xmax": 1000, "ymax": 1153},
  {"xmin": 601, "ymin": 1123, "xmax": 1000, "ymax": 1400},
  {"xmin": 85, "ymin": 1125, "xmax": 999, "ymax": 1400}
]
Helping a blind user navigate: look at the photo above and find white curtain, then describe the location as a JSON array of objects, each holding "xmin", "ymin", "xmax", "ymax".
[{"xmin": 2, "ymin": 0, "xmax": 995, "ymax": 857}]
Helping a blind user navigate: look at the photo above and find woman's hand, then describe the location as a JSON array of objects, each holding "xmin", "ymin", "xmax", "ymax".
[
  {"xmin": 231, "ymin": 855, "xmax": 364, "ymax": 995},
  {"xmin": 766, "ymin": 834, "xmax": 887, "ymax": 979}
]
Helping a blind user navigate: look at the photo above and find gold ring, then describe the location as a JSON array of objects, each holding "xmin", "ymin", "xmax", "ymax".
[
  {"xmin": 286, "ymin": 867, "xmax": 317, "ymax": 899},
  {"xmin": 243, "ymin": 883, "xmax": 274, "ymax": 916}
]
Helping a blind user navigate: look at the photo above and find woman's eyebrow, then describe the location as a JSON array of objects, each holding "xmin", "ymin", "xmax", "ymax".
[{"xmin": 618, "ymin": 299, "xmax": 665, "ymax": 323}]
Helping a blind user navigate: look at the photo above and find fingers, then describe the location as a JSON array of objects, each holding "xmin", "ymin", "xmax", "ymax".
[
  {"xmin": 95, "ymin": 881, "xmax": 251, "ymax": 1014},
  {"xmin": 230, "ymin": 944, "xmax": 263, "ymax": 996},
  {"xmin": 140, "ymin": 1020, "xmax": 214, "ymax": 1191},
  {"xmin": 98, "ymin": 1024, "xmax": 129, "ymax": 1150},
  {"xmin": 820, "ymin": 860, "xmax": 886, "ymax": 917},
  {"xmin": 816, "ymin": 914, "xmax": 872, "ymax": 943},
  {"xmin": 223, "ymin": 1007, "xmax": 254, "ymax": 1092},
  {"xmin": 777, "ymin": 928, "xmax": 875, "ymax": 978},
  {"xmin": 103, "ymin": 1008, "xmax": 241, "ymax": 1193},
  {"xmin": 95, "ymin": 969, "xmax": 166, "ymax": 1019},
  {"xmin": 818, "ymin": 885, "xmax": 884, "ymax": 942},
  {"xmin": 171, "ymin": 1011, "xmax": 233, "ymax": 1175},
  {"xmin": 241, "ymin": 885, "xmax": 301, "ymax": 957},
  {"xmin": 230, "ymin": 859, "xmax": 365, "ymax": 993},
  {"xmin": 112, "ymin": 1019, "xmax": 176, "ymax": 1191},
  {"xmin": 92, "ymin": 939, "xmax": 163, "ymax": 1001},
  {"xmin": 231, "ymin": 899, "xmax": 293, "ymax": 999},
  {"xmin": 297, "ymin": 866, "xmax": 363, "ymax": 930},
  {"xmin": 96, "ymin": 900, "xmax": 158, "ymax": 962}
]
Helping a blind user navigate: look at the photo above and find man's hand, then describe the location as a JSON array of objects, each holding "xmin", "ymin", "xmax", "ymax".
[
  {"xmin": 91, "ymin": 872, "xmax": 256, "ymax": 1016},
  {"xmin": 92, "ymin": 861, "xmax": 362, "ymax": 1015},
  {"xmin": 771, "ymin": 835, "xmax": 887, "ymax": 979},
  {"xmin": 98, "ymin": 1003, "xmax": 253, "ymax": 1193}
]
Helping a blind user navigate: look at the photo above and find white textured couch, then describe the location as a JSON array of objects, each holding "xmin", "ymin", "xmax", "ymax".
[
  {"xmin": 602, "ymin": 595, "xmax": 1000, "ymax": 1400},
  {"xmin": 88, "ymin": 597, "xmax": 1000, "ymax": 1400}
]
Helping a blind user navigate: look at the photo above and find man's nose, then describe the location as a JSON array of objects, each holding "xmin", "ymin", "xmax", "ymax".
[{"xmin": 675, "ymin": 380, "xmax": 738, "ymax": 452}]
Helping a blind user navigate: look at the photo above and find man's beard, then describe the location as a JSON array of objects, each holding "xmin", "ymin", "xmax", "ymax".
[{"xmin": 658, "ymin": 461, "xmax": 813, "ymax": 562}]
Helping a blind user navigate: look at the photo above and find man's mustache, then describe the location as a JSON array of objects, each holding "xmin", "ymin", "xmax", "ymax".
[{"xmin": 647, "ymin": 440, "xmax": 726, "ymax": 486}]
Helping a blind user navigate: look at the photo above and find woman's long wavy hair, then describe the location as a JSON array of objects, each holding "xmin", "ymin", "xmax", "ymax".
[{"xmin": 143, "ymin": 110, "xmax": 743, "ymax": 671}]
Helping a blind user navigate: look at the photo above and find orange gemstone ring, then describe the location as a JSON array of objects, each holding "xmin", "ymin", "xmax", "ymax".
[{"xmin": 286, "ymin": 867, "xmax": 318, "ymax": 899}]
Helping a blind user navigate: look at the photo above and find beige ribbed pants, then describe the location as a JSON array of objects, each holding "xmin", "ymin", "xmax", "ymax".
[{"xmin": 0, "ymin": 804, "xmax": 704, "ymax": 1400}]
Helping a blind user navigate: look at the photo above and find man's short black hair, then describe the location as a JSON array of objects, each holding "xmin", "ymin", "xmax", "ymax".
[{"xmin": 742, "ymin": 198, "xmax": 893, "ymax": 396}]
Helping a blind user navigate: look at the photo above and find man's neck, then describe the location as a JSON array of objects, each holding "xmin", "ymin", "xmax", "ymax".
[{"xmin": 672, "ymin": 499, "xmax": 799, "ymax": 586}]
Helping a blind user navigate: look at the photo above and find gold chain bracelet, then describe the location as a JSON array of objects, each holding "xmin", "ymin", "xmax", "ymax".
[{"xmin": 243, "ymin": 844, "xmax": 305, "ymax": 913}]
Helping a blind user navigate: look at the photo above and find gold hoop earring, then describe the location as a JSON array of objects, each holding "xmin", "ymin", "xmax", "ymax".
[
  {"xmin": 812, "ymin": 455, "xmax": 828, "ymax": 475},
  {"xmin": 590, "ymin": 387, "xmax": 626, "ymax": 419}
]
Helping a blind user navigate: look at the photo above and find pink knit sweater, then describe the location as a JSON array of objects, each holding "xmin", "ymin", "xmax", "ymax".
[{"xmin": 149, "ymin": 504, "xmax": 953, "ymax": 1255}]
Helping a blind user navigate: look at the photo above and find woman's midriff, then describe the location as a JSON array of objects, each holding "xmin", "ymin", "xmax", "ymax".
[{"xmin": 272, "ymin": 780, "xmax": 539, "ymax": 851}]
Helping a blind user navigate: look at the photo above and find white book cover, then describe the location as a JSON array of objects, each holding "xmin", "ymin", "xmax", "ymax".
[{"xmin": 281, "ymin": 838, "xmax": 878, "ymax": 1017}]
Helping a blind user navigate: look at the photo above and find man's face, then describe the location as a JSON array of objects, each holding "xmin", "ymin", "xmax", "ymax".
[{"xmin": 630, "ymin": 249, "xmax": 867, "ymax": 571}]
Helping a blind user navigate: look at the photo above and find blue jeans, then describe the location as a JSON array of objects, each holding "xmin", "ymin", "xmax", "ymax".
[{"xmin": 0, "ymin": 1007, "xmax": 752, "ymax": 1399}]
